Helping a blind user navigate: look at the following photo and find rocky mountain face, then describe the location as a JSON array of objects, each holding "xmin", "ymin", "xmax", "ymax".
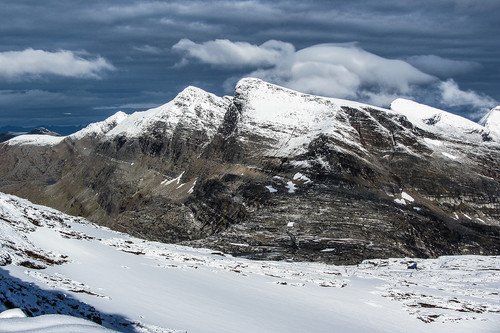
[{"xmin": 1, "ymin": 78, "xmax": 499, "ymax": 264}]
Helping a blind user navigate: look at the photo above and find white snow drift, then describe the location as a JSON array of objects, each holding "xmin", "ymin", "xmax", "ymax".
[{"xmin": 0, "ymin": 192, "xmax": 499, "ymax": 333}]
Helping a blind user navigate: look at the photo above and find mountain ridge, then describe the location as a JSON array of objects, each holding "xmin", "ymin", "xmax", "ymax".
[
  {"xmin": 7, "ymin": 78, "xmax": 500, "ymax": 147},
  {"xmin": 0, "ymin": 78, "xmax": 499, "ymax": 264}
]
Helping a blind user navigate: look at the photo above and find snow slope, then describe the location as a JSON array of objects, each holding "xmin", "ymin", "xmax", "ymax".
[
  {"xmin": 69, "ymin": 111, "xmax": 129, "ymax": 140},
  {"xmin": 0, "ymin": 312, "xmax": 118, "ymax": 333},
  {"xmin": 104, "ymin": 86, "xmax": 230, "ymax": 139},
  {"xmin": 234, "ymin": 78, "xmax": 379, "ymax": 156},
  {"xmin": 5, "ymin": 134, "xmax": 65, "ymax": 146},
  {"xmin": 481, "ymin": 106, "xmax": 500, "ymax": 141},
  {"xmin": 1, "ymin": 192, "xmax": 499, "ymax": 333},
  {"xmin": 390, "ymin": 98, "xmax": 491, "ymax": 143},
  {"xmin": 4, "ymin": 111, "xmax": 129, "ymax": 147}
]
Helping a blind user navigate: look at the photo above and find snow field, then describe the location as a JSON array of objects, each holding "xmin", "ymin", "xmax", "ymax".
[{"xmin": 1, "ymin": 190, "xmax": 500, "ymax": 333}]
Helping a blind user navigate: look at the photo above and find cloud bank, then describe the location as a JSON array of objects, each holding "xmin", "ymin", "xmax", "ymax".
[
  {"xmin": 406, "ymin": 55, "xmax": 482, "ymax": 78},
  {"xmin": 0, "ymin": 49, "xmax": 114, "ymax": 80},
  {"xmin": 439, "ymin": 79, "xmax": 498, "ymax": 116},
  {"xmin": 173, "ymin": 39, "xmax": 295, "ymax": 68},
  {"xmin": 173, "ymin": 39, "xmax": 497, "ymax": 114}
]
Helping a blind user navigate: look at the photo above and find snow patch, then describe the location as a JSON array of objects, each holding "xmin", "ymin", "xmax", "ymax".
[
  {"xmin": 161, "ymin": 171, "xmax": 185, "ymax": 186},
  {"xmin": 187, "ymin": 179, "xmax": 197, "ymax": 194},
  {"xmin": 401, "ymin": 192, "xmax": 415, "ymax": 202},
  {"xmin": 394, "ymin": 198, "xmax": 406, "ymax": 205},
  {"xmin": 290, "ymin": 160, "xmax": 312, "ymax": 168},
  {"xmin": 395, "ymin": 191, "xmax": 415, "ymax": 205},
  {"xmin": 266, "ymin": 186, "xmax": 278, "ymax": 193},
  {"xmin": 229, "ymin": 243, "xmax": 249, "ymax": 247},
  {"xmin": 285, "ymin": 181, "xmax": 297, "ymax": 193},
  {"xmin": 423, "ymin": 138, "xmax": 444, "ymax": 146},
  {"xmin": 441, "ymin": 152, "xmax": 459, "ymax": 160},
  {"xmin": 293, "ymin": 172, "xmax": 312, "ymax": 183}
]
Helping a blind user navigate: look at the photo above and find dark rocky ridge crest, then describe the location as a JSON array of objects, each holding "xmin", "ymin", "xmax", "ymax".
[{"xmin": 0, "ymin": 78, "xmax": 499, "ymax": 264}]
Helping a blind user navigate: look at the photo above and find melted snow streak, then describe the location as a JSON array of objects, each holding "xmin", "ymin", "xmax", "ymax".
[{"xmin": 0, "ymin": 192, "xmax": 499, "ymax": 333}]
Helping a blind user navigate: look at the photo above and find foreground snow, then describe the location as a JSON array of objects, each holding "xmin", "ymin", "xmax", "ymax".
[
  {"xmin": 0, "ymin": 192, "xmax": 499, "ymax": 332},
  {"xmin": 0, "ymin": 311, "xmax": 116, "ymax": 332}
]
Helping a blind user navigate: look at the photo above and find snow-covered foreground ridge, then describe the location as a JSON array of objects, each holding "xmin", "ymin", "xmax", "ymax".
[
  {"xmin": 0, "ymin": 192, "xmax": 499, "ymax": 333},
  {"xmin": 6, "ymin": 78, "xmax": 500, "ymax": 146}
]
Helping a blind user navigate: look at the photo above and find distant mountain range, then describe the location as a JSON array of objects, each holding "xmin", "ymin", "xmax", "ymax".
[
  {"xmin": 1, "ymin": 78, "xmax": 499, "ymax": 264},
  {"xmin": 0, "ymin": 127, "xmax": 61, "ymax": 143}
]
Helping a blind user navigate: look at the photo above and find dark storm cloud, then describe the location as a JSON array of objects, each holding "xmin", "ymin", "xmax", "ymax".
[{"xmin": 0, "ymin": 0, "xmax": 499, "ymax": 130}]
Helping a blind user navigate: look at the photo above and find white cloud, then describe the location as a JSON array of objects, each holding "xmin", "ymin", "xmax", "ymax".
[
  {"xmin": 172, "ymin": 39, "xmax": 295, "ymax": 68},
  {"xmin": 439, "ymin": 79, "xmax": 497, "ymax": 112},
  {"xmin": 250, "ymin": 43, "xmax": 435, "ymax": 101},
  {"xmin": 406, "ymin": 55, "xmax": 481, "ymax": 78},
  {"xmin": 173, "ymin": 39, "xmax": 497, "ymax": 114},
  {"xmin": 0, "ymin": 49, "xmax": 115, "ymax": 80}
]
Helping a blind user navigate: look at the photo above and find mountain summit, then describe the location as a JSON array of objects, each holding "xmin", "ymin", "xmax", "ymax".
[
  {"xmin": 481, "ymin": 106, "xmax": 500, "ymax": 140},
  {"xmin": 1, "ymin": 78, "xmax": 499, "ymax": 264}
]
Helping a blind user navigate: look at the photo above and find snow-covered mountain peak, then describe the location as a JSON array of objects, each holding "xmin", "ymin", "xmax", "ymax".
[
  {"xmin": 235, "ymin": 77, "xmax": 380, "ymax": 110},
  {"xmin": 176, "ymin": 85, "xmax": 216, "ymax": 102},
  {"xmin": 69, "ymin": 111, "xmax": 128, "ymax": 140},
  {"xmin": 104, "ymin": 85, "xmax": 230, "ymax": 139},
  {"xmin": 390, "ymin": 98, "xmax": 492, "ymax": 143},
  {"xmin": 480, "ymin": 106, "xmax": 500, "ymax": 140},
  {"xmin": 233, "ymin": 77, "xmax": 366, "ymax": 157}
]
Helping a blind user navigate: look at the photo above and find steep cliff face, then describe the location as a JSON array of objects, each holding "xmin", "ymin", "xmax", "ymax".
[{"xmin": 1, "ymin": 78, "xmax": 499, "ymax": 264}]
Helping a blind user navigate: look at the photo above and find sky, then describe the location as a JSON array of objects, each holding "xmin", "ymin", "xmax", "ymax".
[{"xmin": 0, "ymin": 0, "xmax": 499, "ymax": 134}]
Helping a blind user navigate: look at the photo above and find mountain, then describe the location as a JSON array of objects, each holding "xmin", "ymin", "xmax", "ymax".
[
  {"xmin": 1, "ymin": 191, "xmax": 499, "ymax": 332},
  {"xmin": 481, "ymin": 106, "xmax": 500, "ymax": 140},
  {"xmin": 0, "ymin": 127, "xmax": 61, "ymax": 143},
  {"xmin": 0, "ymin": 78, "xmax": 499, "ymax": 264}
]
